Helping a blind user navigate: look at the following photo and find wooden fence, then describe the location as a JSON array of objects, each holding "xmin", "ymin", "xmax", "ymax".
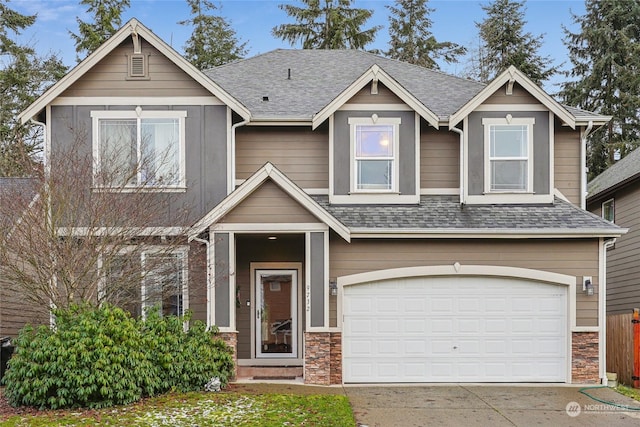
[{"xmin": 606, "ymin": 312, "xmax": 635, "ymax": 386}]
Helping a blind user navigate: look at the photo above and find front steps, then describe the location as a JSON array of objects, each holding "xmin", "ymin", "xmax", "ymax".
[{"xmin": 236, "ymin": 365, "xmax": 304, "ymax": 380}]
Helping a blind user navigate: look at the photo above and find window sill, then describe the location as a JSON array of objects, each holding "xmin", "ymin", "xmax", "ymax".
[
  {"xmin": 92, "ymin": 186, "xmax": 187, "ymax": 193},
  {"xmin": 466, "ymin": 193, "xmax": 553, "ymax": 205}
]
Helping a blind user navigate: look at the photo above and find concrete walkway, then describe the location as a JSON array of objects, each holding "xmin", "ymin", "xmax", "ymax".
[{"xmin": 344, "ymin": 385, "xmax": 640, "ymax": 427}]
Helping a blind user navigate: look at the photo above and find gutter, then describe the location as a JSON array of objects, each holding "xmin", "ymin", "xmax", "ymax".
[
  {"xmin": 229, "ymin": 119, "xmax": 248, "ymax": 194},
  {"xmin": 450, "ymin": 126, "xmax": 464, "ymax": 206},
  {"xmin": 192, "ymin": 236, "xmax": 214, "ymax": 328},
  {"xmin": 581, "ymin": 120, "xmax": 594, "ymax": 209}
]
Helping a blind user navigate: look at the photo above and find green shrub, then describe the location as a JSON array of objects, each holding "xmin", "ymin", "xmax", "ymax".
[
  {"xmin": 3, "ymin": 304, "xmax": 235, "ymax": 410},
  {"xmin": 142, "ymin": 308, "xmax": 234, "ymax": 393},
  {"xmin": 3, "ymin": 304, "xmax": 153, "ymax": 409}
]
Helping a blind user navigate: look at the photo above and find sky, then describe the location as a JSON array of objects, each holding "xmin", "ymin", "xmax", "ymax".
[{"xmin": 11, "ymin": 0, "xmax": 587, "ymax": 92}]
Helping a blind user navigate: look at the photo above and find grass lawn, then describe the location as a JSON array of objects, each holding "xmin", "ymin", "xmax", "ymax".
[
  {"xmin": 615, "ymin": 384, "xmax": 640, "ymax": 402},
  {"xmin": 0, "ymin": 384, "xmax": 355, "ymax": 427}
]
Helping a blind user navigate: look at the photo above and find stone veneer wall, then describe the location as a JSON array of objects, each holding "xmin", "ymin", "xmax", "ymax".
[
  {"xmin": 329, "ymin": 332, "xmax": 342, "ymax": 385},
  {"xmin": 304, "ymin": 332, "xmax": 343, "ymax": 385},
  {"xmin": 572, "ymin": 331, "xmax": 599, "ymax": 383},
  {"xmin": 216, "ymin": 331, "xmax": 238, "ymax": 381}
]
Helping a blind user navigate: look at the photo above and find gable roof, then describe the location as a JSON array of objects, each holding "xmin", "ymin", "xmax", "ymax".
[
  {"xmin": 18, "ymin": 19, "xmax": 250, "ymax": 124},
  {"xmin": 205, "ymin": 49, "xmax": 484, "ymax": 123},
  {"xmin": 587, "ymin": 146, "xmax": 640, "ymax": 201},
  {"xmin": 189, "ymin": 162, "xmax": 350, "ymax": 241},
  {"xmin": 449, "ymin": 66, "xmax": 576, "ymax": 129}
]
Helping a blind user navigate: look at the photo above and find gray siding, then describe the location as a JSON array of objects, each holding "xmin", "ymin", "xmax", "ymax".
[
  {"xmin": 589, "ymin": 181, "xmax": 640, "ymax": 314},
  {"xmin": 329, "ymin": 236, "xmax": 600, "ymax": 328},
  {"xmin": 333, "ymin": 110, "xmax": 416, "ymax": 196},
  {"xmin": 214, "ymin": 233, "xmax": 230, "ymax": 327},
  {"xmin": 468, "ymin": 111, "xmax": 550, "ymax": 196},
  {"xmin": 50, "ymin": 104, "xmax": 227, "ymax": 226},
  {"xmin": 310, "ymin": 232, "xmax": 325, "ymax": 327}
]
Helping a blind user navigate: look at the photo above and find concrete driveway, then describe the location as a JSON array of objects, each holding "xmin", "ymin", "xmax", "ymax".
[{"xmin": 344, "ymin": 385, "xmax": 640, "ymax": 427}]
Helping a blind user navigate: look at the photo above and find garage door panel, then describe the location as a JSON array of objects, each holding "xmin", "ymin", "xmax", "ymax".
[{"xmin": 343, "ymin": 276, "xmax": 567, "ymax": 383}]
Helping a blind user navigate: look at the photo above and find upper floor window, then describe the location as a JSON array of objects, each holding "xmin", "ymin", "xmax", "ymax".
[
  {"xmin": 92, "ymin": 109, "xmax": 186, "ymax": 190},
  {"xmin": 483, "ymin": 117, "xmax": 535, "ymax": 193},
  {"xmin": 349, "ymin": 116, "xmax": 401, "ymax": 192},
  {"xmin": 602, "ymin": 198, "xmax": 615, "ymax": 222}
]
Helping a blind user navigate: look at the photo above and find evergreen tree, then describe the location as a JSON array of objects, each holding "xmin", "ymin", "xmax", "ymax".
[
  {"xmin": 386, "ymin": 0, "xmax": 465, "ymax": 69},
  {"xmin": 179, "ymin": 0, "xmax": 248, "ymax": 70},
  {"xmin": 561, "ymin": 0, "xmax": 640, "ymax": 179},
  {"xmin": 474, "ymin": 0, "xmax": 558, "ymax": 84},
  {"xmin": 70, "ymin": 0, "xmax": 130, "ymax": 61},
  {"xmin": 272, "ymin": 0, "xmax": 381, "ymax": 50},
  {"xmin": 0, "ymin": 0, "xmax": 67, "ymax": 176}
]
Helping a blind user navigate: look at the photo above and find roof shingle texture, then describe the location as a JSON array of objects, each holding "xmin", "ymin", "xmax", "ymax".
[
  {"xmin": 588, "ymin": 146, "xmax": 640, "ymax": 200},
  {"xmin": 205, "ymin": 49, "xmax": 486, "ymax": 120},
  {"xmin": 311, "ymin": 195, "xmax": 621, "ymax": 232}
]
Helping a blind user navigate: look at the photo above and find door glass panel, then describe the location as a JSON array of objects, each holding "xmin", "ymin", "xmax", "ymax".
[{"xmin": 258, "ymin": 272, "xmax": 294, "ymax": 355}]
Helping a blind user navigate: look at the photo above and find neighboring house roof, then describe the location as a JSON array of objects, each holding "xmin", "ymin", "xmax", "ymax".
[
  {"xmin": 18, "ymin": 19, "xmax": 250, "ymax": 124},
  {"xmin": 0, "ymin": 178, "xmax": 37, "ymax": 229},
  {"xmin": 587, "ymin": 146, "xmax": 640, "ymax": 201},
  {"xmin": 312, "ymin": 195, "xmax": 624, "ymax": 238},
  {"xmin": 205, "ymin": 49, "xmax": 484, "ymax": 122}
]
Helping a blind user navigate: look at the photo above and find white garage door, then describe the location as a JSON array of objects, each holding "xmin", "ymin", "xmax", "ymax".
[{"xmin": 343, "ymin": 276, "xmax": 567, "ymax": 383}]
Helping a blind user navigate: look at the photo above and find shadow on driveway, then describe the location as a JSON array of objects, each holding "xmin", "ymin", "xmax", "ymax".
[{"xmin": 344, "ymin": 385, "xmax": 640, "ymax": 427}]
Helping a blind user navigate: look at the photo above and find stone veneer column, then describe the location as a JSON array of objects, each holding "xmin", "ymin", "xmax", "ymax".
[
  {"xmin": 216, "ymin": 331, "xmax": 238, "ymax": 381},
  {"xmin": 572, "ymin": 331, "xmax": 599, "ymax": 383},
  {"xmin": 329, "ymin": 332, "xmax": 342, "ymax": 385},
  {"xmin": 304, "ymin": 332, "xmax": 331, "ymax": 385}
]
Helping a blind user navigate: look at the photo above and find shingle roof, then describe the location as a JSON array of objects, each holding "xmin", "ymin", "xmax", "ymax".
[
  {"xmin": 205, "ymin": 49, "xmax": 486, "ymax": 121},
  {"xmin": 0, "ymin": 177, "xmax": 38, "ymax": 229},
  {"xmin": 587, "ymin": 146, "xmax": 640, "ymax": 200},
  {"xmin": 311, "ymin": 195, "xmax": 622, "ymax": 235}
]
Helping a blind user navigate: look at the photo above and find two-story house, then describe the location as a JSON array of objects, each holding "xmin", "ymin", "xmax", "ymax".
[{"xmin": 17, "ymin": 19, "xmax": 623, "ymax": 385}]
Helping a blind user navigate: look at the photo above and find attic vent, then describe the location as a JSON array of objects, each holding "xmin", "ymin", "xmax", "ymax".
[{"xmin": 128, "ymin": 54, "xmax": 147, "ymax": 78}]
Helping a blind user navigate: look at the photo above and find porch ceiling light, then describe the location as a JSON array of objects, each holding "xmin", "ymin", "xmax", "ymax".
[{"xmin": 268, "ymin": 236, "xmax": 277, "ymax": 240}]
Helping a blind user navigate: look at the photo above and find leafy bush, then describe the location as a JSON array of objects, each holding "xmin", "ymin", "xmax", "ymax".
[
  {"xmin": 142, "ymin": 308, "xmax": 234, "ymax": 393},
  {"xmin": 3, "ymin": 304, "xmax": 235, "ymax": 410},
  {"xmin": 3, "ymin": 304, "xmax": 152, "ymax": 409}
]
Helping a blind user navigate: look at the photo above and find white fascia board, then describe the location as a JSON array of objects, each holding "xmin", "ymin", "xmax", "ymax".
[
  {"xmin": 312, "ymin": 65, "xmax": 439, "ymax": 130},
  {"xmin": 348, "ymin": 228, "xmax": 628, "ymax": 239},
  {"xmin": 58, "ymin": 226, "xmax": 187, "ymax": 236},
  {"xmin": 188, "ymin": 162, "xmax": 351, "ymax": 242},
  {"xmin": 448, "ymin": 66, "xmax": 575, "ymax": 130},
  {"xmin": 19, "ymin": 19, "xmax": 250, "ymax": 124}
]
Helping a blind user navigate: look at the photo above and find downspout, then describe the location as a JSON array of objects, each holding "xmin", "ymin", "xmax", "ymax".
[
  {"xmin": 193, "ymin": 236, "xmax": 213, "ymax": 328},
  {"xmin": 31, "ymin": 118, "xmax": 57, "ymax": 327},
  {"xmin": 600, "ymin": 237, "xmax": 616, "ymax": 385},
  {"xmin": 230, "ymin": 119, "xmax": 249, "ymax": 193},
  {"xmin": 581, "ymin": 120, "xmax": 594, "ymax": 210},
  {"xmin": 450, "ymin": 126, "xmax": 464, "ymax": 206}
]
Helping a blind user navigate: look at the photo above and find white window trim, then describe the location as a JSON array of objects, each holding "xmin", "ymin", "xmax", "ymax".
[
  {"xmin": 91, "ymin": 109, "xmax": 187, "ymax": 191},
  {"xmin": 602, "ymin": 198, "xmax": 615, "ymax": 222},
  {"xmin": 348, "ymin": 116, "xmax": 401, "ymax": 194},
  {"xmin": 482, "ymin": 117, "xmax": 535, "ymax": 194},
  {"xmin": 140, "ymin": 247, "xmax": 189, "ymax": 319}
]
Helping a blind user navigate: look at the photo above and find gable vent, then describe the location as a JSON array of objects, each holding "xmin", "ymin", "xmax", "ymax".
[{"xmin": 128, "ymin": 54, "xmax": 147, "ymax": 78}]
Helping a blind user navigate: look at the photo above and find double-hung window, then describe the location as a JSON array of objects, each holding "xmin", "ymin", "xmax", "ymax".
[
  {"xmin": 349, "ymin": 117, "xmax": 401, "ymax": 192},
  {"xmin": 92, "ymin": 109, "xmax": 186, "ymax": 189},
  {"xmin": 602, "ymin": 198, "xmax": 615, "ymax": 222},
  {"xmin": 483, "ymin": 117, "xmax": 535, "ymax": 193}
]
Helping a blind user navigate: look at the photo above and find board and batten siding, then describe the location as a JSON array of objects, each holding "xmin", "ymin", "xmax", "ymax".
[
  {"xmin": 60, "ymin": 37, "xmax": 212, "ymax": 98},
  {"xmin": 554, "ymin": 126, "xmax": 581, "ymax": 205},
  {"xmin": 344, "ymin": 82, "xmax": 405, "ymax": 105},
  {"xmin": 235, "ymin": 126, "xmax": 329, "ymax": 189},
  {"xmin": 601, "ymin": 182, "xmax": 640, "ymax": 314},
  {"xmin": 420, "ymin": 125, "xmax": 459, "ymax": 189},
  {"xmin": 328, "ymin": 237, "xmax": 599, "ymax": 328},
  {"xmin": 220, "ymin": 180, "xmax": 319, "ymax": 224},
  {"xmin": 484, "ymin": 83, "xmax": 542, "ymax": 105}
]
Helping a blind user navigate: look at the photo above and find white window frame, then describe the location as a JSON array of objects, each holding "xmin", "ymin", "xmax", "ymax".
[
  {"xmin": 602, "ymin": 198, "xmax": 615, "ymax": 222},
  {"xmin": 482, "ymin": 117, "xmax": 535, "ymax": 194},
  {"xmin": 348, "ymin": 116, "xmax": 401, "ymax": 194},
  {"xmin": 100, "ymin": 246, "xmax": 189, "ymax": 319},
  {"xmin": 91, "ymin": 109, "xmax": 187, "ymax": 191}
]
